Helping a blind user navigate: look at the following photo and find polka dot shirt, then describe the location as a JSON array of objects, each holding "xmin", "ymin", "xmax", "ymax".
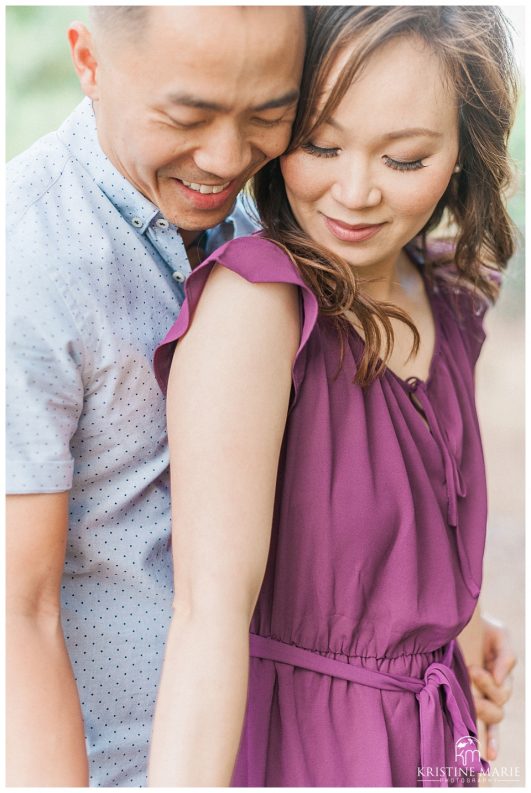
[{"xmin": 6, "ymin": 97, "xmax": 257, "ymax": 787}]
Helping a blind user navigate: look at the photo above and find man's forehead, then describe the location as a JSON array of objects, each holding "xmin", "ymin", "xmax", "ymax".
[{"xmin": 96, "ymin": 6, "xmax": 306, "ymax": 98}]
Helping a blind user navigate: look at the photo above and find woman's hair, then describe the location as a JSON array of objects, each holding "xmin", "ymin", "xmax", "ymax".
[{"xmin": 253, "ymin": 6, "xmax": 519, "ymax": 386}]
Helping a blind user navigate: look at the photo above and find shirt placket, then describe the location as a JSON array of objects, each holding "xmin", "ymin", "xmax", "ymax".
[{"xmin": 145, "ymin": 215, "xmax": 192, "ymax": 300}]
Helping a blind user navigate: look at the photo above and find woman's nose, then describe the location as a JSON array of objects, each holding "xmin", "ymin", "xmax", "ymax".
[{"xmin": 330, "ymin": 163, "xmax": 382, "ymax": 209}]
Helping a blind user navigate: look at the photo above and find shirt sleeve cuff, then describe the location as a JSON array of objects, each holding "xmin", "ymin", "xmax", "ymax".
[{"xmin": 6, "ymin": 458, "xmax": 74, "ymax": 494}]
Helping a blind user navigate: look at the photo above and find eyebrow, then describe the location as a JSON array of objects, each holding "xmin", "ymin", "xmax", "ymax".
[
  {"xmin": 324, "ymin": 117, "xmax": 442, "ymax": 140},
  {"xmin": 166, "ymin": 89, "xmax": 300, "ymax": 113},
  {"xmin": 381, "ymin": 128, "xmax": 443, "ymax": 141}
]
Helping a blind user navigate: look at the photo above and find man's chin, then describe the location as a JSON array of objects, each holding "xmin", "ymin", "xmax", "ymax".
[{"xmin": 163, "ymin": 202, "xmax": 237, "ymax": 233}]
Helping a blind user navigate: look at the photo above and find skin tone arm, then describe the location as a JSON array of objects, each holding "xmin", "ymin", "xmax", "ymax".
[
  {"xmin": 6, "ymin": 492, "xmax": 89, "ymax": 786},
  {"xmin": 148, "ymin": 264, "xmax": 300, "ymax": 786},
  {"xmin": 458, "ymin": 370, "xmax": 517, "ymax": 760},
  {"xmin": 457, "ymin": 602, "xmax": 516, "ymax": 760}
]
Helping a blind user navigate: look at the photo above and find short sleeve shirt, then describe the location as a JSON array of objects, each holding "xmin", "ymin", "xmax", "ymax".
[{"xmin": 6, "ymin": 97, "xmax": 257, "ymax": 786}]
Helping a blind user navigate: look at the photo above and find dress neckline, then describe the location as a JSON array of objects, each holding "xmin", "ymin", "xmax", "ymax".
[
  {"xmin": 387, "ymin": 244, "xmax": 442, "ymax": 392},
  {"xmin": 348, "ymin": 244, "xmax": 442, "ymax": 392}
]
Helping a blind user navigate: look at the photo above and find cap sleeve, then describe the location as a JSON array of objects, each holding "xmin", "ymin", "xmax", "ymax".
[
  {"xmin": 154, "ymin": 235, "xmax": 319, "ymax": 411},
  {"xmin": 453, "ymin": 269, "xmax": 502, "ymax": 367}
]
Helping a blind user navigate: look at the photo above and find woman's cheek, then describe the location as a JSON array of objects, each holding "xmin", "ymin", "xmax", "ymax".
[
  {"xmin": 280, "ymin": 152, "xmax": 326, "ymax": 203},
  {"xmin": 395, "ymin": 167, "xmax": 454, "ymax": 217}
]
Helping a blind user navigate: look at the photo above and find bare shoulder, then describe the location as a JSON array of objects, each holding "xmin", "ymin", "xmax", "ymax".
[{"xmin": 193, "ymin": 259, "xmax": 301, "ymax": 338}]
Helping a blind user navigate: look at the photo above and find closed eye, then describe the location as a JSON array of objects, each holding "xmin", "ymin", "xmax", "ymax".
[
  {"xmin": 253, "ymin": 116, "xmax": 287, "ymax": 128},
  {"xmin": 383, "ymin": 155, "xmax": 426, "ymax": 171},
  {"xmin": 301, "ymin": 142, "xmax": 340, "ymax": 158},
  {"xmin": 165, "ymin": 116, "xmax": 207, "ymax": 130}
]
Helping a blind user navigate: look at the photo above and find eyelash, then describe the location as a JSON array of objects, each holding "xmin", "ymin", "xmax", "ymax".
[
  {"xmin": 383, "ymin": 155, "xmax": 426, "ymax": 172},
  {"xmin": 302, "ymin": 142, "xmax": 338, "ymax": 159},
  {"xmin": 301, "ymin": 142, "xmax": 426, "ymax": 171}
]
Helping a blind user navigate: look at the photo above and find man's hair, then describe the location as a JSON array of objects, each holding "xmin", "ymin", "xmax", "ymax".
[
  {"xmin": 90, "ymin": 5, "xmax": 313, "ymax": 41},
  {"xmin": 89, "ymin": 6, "xmax": 148, "ymax": 39}
]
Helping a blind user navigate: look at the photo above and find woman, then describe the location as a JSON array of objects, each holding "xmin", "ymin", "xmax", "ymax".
[{"xmin": 150, "ymin": 6, "xmax": 518, "ymax": 787}]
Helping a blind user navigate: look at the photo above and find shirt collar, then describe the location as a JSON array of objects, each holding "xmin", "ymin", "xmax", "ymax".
[
  {"xmin": 57, "ymin": 97, "xmax": 161, "ymax": 231},
  {"xmin": 203, "ymin": 193, "xmax": 258, "ymax": 255}
]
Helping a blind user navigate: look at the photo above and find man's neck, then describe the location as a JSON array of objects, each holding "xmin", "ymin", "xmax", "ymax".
[
  {"xmin": 180, "ymin": 228, "xmax": 207, "ymax": 270},
  {"xmin": 179, "ymin": 228, "xmax": 204, "ymax": 248}
]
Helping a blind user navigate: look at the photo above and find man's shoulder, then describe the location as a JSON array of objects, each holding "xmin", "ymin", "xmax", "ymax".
[
  {"xmin": 6, "ymin": 129, "xmax": 74, "ymax": 226},
  {"xmin": 6, "ymin": 127, "xmax": 109, "ymax": 291}
]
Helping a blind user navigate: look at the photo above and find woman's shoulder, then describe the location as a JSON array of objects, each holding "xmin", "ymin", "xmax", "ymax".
[
  {"xmin": 426, "ymin": 241, "xmax": 499, "ymax": 309},
  {"xmin": 408, "ymin": 237, "xmax": 499, "ymax": 308},
  {"xmin": 154, "ymin": 233, "xmax": 320, "ymax": 397},
  {"xmin": 414, "ymin": 238, "xmax": 501, "ymax": 365},
  {"xmin": 202, "ymin": 232, "xmax": 307, "ymax": 288}
]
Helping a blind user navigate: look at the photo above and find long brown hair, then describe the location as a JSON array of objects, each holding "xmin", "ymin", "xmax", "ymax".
[{"xmin": 252, "ymin": 6, "xmax": 519, "ymax": 386}]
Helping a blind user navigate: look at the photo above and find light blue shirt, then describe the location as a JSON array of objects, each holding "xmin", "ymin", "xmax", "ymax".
[{"xmin": 6, "ymin": 97, "xmax": 257, "ymax": 786}]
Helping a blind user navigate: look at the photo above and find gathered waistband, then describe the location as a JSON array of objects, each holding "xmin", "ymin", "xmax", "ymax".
[{"xmin": 249, "ymin": 633, "xmax": 488, "ymax": 787}]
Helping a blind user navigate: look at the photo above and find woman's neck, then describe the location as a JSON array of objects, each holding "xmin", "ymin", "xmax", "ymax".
[{"xmin": 353, "ymin": 250, "xmax": 408, "ymax": 303}]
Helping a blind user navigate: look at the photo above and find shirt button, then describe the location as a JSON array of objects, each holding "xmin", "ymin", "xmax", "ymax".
[
  {"xmin": 131, "ymin": 217, "xmax": 143, "ymax": 228},
  {"xmin": 155, "ymin": 218, "xmax": 170, "ymax": 230},
  {"xmin": 172, "ymin": 271, "xmax": 185, "ymax": 283}
]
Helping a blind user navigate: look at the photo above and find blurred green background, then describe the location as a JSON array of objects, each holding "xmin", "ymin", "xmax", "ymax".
[{"xmin": 6, "ymin": 6, "xmax": 89, "ymax": 160}]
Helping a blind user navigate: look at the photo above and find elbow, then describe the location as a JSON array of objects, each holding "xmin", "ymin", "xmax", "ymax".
[
  {"xmin": 6, "ymin": 591, "xmax": 63, "ymax": 633},
  {"xmin": 171, "ymin": 585, "xmax": 259, "ymax": 631}
]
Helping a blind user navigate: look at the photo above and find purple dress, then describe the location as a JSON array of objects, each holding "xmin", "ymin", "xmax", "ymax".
[{"xmin": 154, "ymin": 235, "xmax": 492, "ymax": 787}]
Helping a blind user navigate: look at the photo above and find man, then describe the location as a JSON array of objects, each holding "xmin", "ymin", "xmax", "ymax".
[
  {"xmin": 6, "ymin": 6, "xmax": 306, "ymax": 786},
  {"xmin": 6, "ymin": 5, "xmax": 514, "ymax": 787}
]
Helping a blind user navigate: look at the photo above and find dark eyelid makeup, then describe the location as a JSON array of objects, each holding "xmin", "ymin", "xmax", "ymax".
[
  {"xmin": 301, "ymin": 142, "xmax": 339, "ymax": 158},
  {"xmin": 383, "ymin": 155, "xmax": 426, "ymax": 171},
  {"xmin": 302, "ymin": 142, "xmax": 428, "ymax": 171}
]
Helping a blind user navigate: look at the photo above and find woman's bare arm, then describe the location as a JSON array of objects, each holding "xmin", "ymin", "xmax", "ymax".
[{"xmin": 148, "ymin": 263, "xmax": 300, "ymax": 786}]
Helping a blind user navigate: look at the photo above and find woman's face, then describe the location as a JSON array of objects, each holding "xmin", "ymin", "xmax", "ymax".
[{"xmin": 280, "ymin": 35, "xmax": 460, "ymax": 274}]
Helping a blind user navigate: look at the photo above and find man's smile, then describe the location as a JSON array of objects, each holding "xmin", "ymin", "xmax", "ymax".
[
  {"xmin": 170, "ymin": 176, "xmax": 236, "ymax": 210},
  {"xmin": 179, "ymin": 178, "xmax": 231, "ymax": 195}
]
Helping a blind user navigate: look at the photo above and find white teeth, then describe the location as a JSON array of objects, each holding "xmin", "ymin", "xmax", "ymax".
[{"xmin": 180, "ymin": 179, "xmax": 229, "ymax": 195}]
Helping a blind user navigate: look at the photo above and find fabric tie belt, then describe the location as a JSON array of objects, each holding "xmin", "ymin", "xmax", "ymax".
[{"xmin": 249, "ymin": 633, "xmax": 488, "ymax": 787}]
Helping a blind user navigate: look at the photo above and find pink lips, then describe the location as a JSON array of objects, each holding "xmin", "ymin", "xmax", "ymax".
[
  {"xmin": 323, "ymin": 214, "xmax": 385, "ymax": 243},
  {"xmin": 173, "ymin": 178, "xmax": 235, "ymax": 211}
]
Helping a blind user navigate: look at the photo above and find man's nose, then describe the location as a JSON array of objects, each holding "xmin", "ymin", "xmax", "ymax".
[
  {"xmin": 330, "ymin": 161, "xmax": 382, "ymax": 209},
  {"xmin": 192, "ymin": 123, "xmax": 254, "ymax": 182}
]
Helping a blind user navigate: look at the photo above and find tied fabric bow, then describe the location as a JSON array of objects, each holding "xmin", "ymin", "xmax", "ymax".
[
  {"xmin": 405, "ymin": 379, "xmax": 479, "ymax": 599},
  {"xmin": 417, "ymin": 656, "xmax": 489, "ymax": 786},
  {"xmin": 249, "ymin": 634, "xmax": 490, "ymax": 788}
]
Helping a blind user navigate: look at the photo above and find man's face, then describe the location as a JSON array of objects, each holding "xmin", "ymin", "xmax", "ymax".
[{"xmin": 82, "ymin": 7, "xmax": 305, "ymax": 232}]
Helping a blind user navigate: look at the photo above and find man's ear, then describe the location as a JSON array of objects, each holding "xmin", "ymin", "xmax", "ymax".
[{"xmin": 68, "ymin": 22, "xmax": 99, "ymax": 100}]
